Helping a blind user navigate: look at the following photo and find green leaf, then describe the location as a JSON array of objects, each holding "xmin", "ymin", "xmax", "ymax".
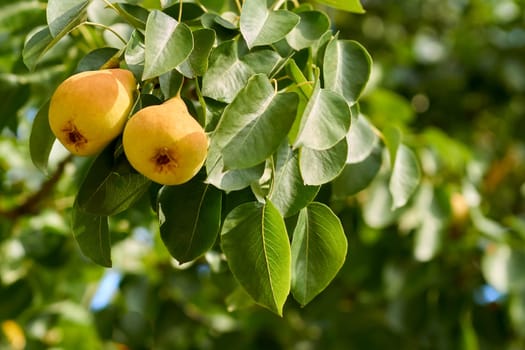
[
  {"xmin": 240, "ymin": 0, "xmax": 300, "ymax": 48},
  {"xmin": 269, "ymin": 143, "xmax": 320, "ymax": 217},
  {"xmin": 287, "ymin": 58, "xmax": 313, "ymax": 98},
  {"xmin": 125, "ymin": 30, "xmax": 145, "ymax": 79},
  {"xmin": 389, "ymin": 144, "xmax": 421, "ymax": 209},
  {"xmin": 76, "ymin": 47, "xmax": 120, "ymax": 72},
  {"xmin": 286, "ymin": 10, "xmax": 330, "ymax": 51},
  {"xmin": 158, "ymin": 179, "xmax": 222, "ymax": 263},
  {"xmin": 314, "ymin": 0, "xmax": 365, "ymax": 13},
  {"xmin": 23, "ymin": 0, "xmax": 86, "ymax": 71},
  {"xmin": 332, "ymin": 144, "xmax": 382, "ymax": 197},
  {"xmin": 206, "ymin": 141, "xmax": 265, "ymax": 192},
  {"xmin": 177, "ymin": 28, "xmax": 215, "ymax": 78},
  {"xmin": 412, "ymin": 183, "xmax": 447, "ymax": 262},
  {"xmin": 347, "ymin": 114, "xmax": 378, "ymax": 163},
  {"xmin": 46, "ymin": 0, "xmax": 88, "ymax": 37},
  {"xmin": 299, "ymin": 137, "xmax": 348, "ymax": 186},
  {"xmin": 76, "ymin": 147, "xmax": 151, "ymax": 216},
  {"xmin": 22, "ymin": 26, "xmax": 53, "ymax": 71},
  {"xmin": 72, "ymin": 205, "xmax": 111, "ymax": 267},
  {"xmin": 221, "ymin": 200, "xmax": 291, "ymax": 315},
  {"xmin": 294, "ymin": 81, "xmax": 351, "ymax": 150},
  {"xmin": 142, "ymin": 10, "xmax": 193, "ymax": 80},
  {"xmin": 291, "ymin": 202, "xmax": 347, "ymax": 306},
  {"xmin": 202, "ymin": 40, "xmax": 254, "ymax": 103},
  {"xmin": 159, "ymin": 70, "xmax": 184, "ymax": 100},
  {"xmin": 213, "ymin": 74, "xmax": 299, "ymax": 170},
  {"xmin": 324, "ymin": 39, "xmax": 372, "ymax": 105},
  {"xmin": 29, "ymin": 100, "xmax": 55, "ymax": 173},
  {"xmin": 113, "ymin": 3, "xmax": 149, "ymax": 30},
  {"xmin": 242, "ymin": 49, "xmax": 283, "ymax": 76},
  {"xmin": 164, "ymin": 2, "xmax": 205, "ymax": 21}
]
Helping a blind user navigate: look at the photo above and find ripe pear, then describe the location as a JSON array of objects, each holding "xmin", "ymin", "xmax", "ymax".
[
  {"xmin": 122, "ymin": 97, "xmax": 208, "ymax": 185},
  {"xmin": 49, "ymin": 69, "xmax": 136, "ymax": 156}
]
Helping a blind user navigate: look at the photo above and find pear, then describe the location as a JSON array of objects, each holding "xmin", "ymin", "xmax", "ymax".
[
  {"xmin": 49, "ymin": 69, "xmax": 136, "ymax": 156},
  {"xmin": 122, "ymin": 97, "xmax": 208, "ymax": 185}
]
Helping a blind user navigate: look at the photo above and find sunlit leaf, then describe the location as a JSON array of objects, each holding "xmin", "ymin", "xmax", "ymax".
[
  {"xmin": 482, "ymin": 243, "xmax": 525, "ymax": 293},
  {"xmin": 46, "ymin": 0, "xmax": 88, "ymax": 37},
  {"xmin": 158, "ymin": 178, "xmax": 222, "ymax": 263},
  {"xmin": 362, "ymin": 174, "xmax": 401, "ymax": 229},
  {"xmin": 240, "ymin": 0, "xmax": 300, "ymax": 48},
  {"xmin": 212, "ymin": 74, "xmax": 298, "ymax": 169},
  {"xmin": 23, "ymin": 0, "xmax": 86, "ymax": 71},
  {"xmin": 412, "ymin": 183, "xmax": 448, "ymax": 262},
  {"xmin": 205, "ymin": 140, "xmax": 265, "ymax": 192},
  {"xmin": 389, "ymin": 144, "xmax": 421, "ymax": 209},
  {"xmin": 314, "ymin": 0, "xmax": 365, "ymax": 13},
  {"xmin": 286, "ymin": 10, "xmax": 330, "ymax": 51},
  {"xmin": 324, "ymin": 39, "xmax": 372, "ymax": 104},
  {"xmin": 202, "ymin": 39, "xmax": 254, "ymax": 103},
  {"xmin": 242, "ymin": 49, "xmax": 283, "ymax": 76},
  {"xmin": 291, "ymin": 202, "xmax": 347, "ymax": 306},
  {"xmin": 142, "ymin": 10, "xmax": 193, "ymax": 79},
  {"xmin": 299, "ymin": 138, "xmax": 348, "ymax": 186},
  {"xmin": 294, "ymin": 81, "xmax": 351, "ymax": 150},
  {"xmin": 347, "ymin": 114, "xmax": 378, "ymax": 163},
  {"xmin": 221, "ymin": 200, "xmax": 291, "ymax": 315},
  {"xmin": 72, "ymin": 205, "xmax": 111, "ymax": 267}
]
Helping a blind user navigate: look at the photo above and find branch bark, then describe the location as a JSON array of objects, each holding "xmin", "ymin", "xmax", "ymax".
[{"xmin": 0, "ymin": 155, "xmax": 72, "ymax": 220}]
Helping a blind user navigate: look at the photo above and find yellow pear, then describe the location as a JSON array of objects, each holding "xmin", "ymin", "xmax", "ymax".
[
  {"xmin": 49, "ymin": 69, "xmax": 136, "ymax": 156},
  {"xmin": 122, "ymin": 97, "xmax": 208, "ymax": 185}
]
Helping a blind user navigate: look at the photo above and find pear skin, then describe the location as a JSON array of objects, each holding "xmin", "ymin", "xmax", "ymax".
[
  {"xmin": 122, "ymin": 97, "xmax": 208, "ymax": 185},
  {"xmin": 49, "ymin": 69, "xmax": 136, "ymax": 156}
]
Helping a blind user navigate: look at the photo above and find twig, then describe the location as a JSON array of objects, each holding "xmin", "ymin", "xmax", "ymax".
[{"xmin": 0, "ymin": 155, "xmax": 72, "ymax": 221}]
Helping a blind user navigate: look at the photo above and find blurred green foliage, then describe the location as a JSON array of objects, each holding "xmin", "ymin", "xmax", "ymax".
[{"xmin": 1, "ymin": 0, "xmax": 525, "ymax": 349}]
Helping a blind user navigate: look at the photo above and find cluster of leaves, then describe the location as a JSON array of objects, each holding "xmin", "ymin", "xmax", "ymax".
[
  {"xmin": 22, "ymin": 0, "xmax": 423, "ymax": 316},
  {"xmin": 3, "ymin": 0, "xmax": 525, "ymax": 349}
]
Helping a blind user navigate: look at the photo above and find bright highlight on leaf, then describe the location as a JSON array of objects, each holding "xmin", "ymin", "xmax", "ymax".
[
  {"xmin": 389, "ymin": 144, "xmax": 421, "ymax": 209},
  {"xmin": 314, "ymin": 0, "xmax": 365, "ymax": 13}
]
